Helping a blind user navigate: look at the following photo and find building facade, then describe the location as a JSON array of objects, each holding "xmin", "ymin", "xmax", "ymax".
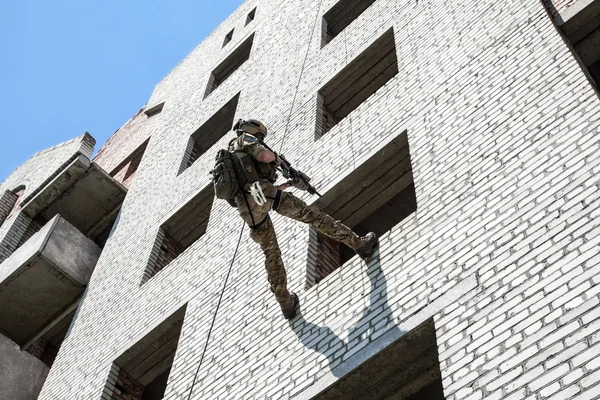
[{"xmin": 2, "ymin": 0, "xmax": 600, "ymax": 398}]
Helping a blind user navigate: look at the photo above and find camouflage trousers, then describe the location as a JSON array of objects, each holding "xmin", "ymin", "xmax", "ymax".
[{"xmin": 235, "ymin": 181, "xmax": 362, "ymax": 310}]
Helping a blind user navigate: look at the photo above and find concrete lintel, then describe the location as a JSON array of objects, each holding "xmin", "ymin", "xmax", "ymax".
[
  {"xmin": 556, "ymin": 0, "xmax": 597, "ymax": 26},
  {"xmin": 21, "ymin": 154, "xmax": 91, "ymax": 218},
  {"xmin": 21, "ymin": 298, "xmax": 81, "ymax": 352},
  {"xmin": 294, "ymin": 275, "xmax": 479, "ymax": 400}
]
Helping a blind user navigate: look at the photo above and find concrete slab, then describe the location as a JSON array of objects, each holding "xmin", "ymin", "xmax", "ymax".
[
  {"xmin": 39, "ymin": 163, "xmax": 126, "ymax": 236},
  {"xmin": 0, "ymin": 216, "xmax": 101, "ymax": 346},
  {"xmin": 21, "ymin": 155, "xmax": 91, "ymax": 218},
  {"xmin": 0, "ymin": 333, "xmax": 49, "ymax": 400}
]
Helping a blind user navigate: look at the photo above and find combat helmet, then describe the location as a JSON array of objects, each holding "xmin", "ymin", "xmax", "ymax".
[{"xmin": 233, "ymin": 119, "xmax": 268, "ymax": 140}]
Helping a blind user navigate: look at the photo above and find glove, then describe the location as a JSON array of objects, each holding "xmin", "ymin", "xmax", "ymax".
[
  {"xmin": 288, "ymin": 178, "xmax": 309, "ymax": 191},
  {"xmin": 274, "ymin": 153, "xmax": 286, "ymax": 167}
]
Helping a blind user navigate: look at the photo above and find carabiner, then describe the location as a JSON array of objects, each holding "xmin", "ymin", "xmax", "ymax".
[{"xmin": 250, "ymin": 181, "xmax": 268, "ymax": 206}]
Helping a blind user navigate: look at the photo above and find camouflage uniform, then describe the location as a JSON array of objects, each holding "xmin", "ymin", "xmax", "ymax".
[{"xmin": 230, "ymin": 134, "xmax": 363, "ymax": 311}]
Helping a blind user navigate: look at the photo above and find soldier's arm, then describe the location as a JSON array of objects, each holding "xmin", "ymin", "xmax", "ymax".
[{"xmin": 241, "ymin": 135, "xmax": 283, "ymax": 165}]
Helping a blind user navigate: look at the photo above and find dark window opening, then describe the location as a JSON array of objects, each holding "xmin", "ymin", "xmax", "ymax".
[
  {"xmin": 104, "ymin": 305, "xmax": 187, "ymax": 400},
  {"xmin": 322, "ymin": 0, "xmax": 378, "ymax": 46},
  {"xmin": 0, "ymin": 186, "xmax": 24, "ymax": 227},
  {"xmin": 205, "ymin": 33, "xmax": 255, "ymax": 97},
  {"xmin": 179, "ymin": 93, "xmax": 240, "ymax": 173},
  {"xmin": 552, "ymin": 1, "xmax": 600, "ymax": 90},
  {"xmin": 86, "ymin": 206, "xmax": 122, "ymax": 249},
  {"xmin": 143, "ymin": 185, "xmax": 214, "ymax": 284},
  {"xmin": 110, "ymin": 139, "xmax": 149, "ymax": 189},
  {"xmin": 17, "ymin": 214, "xmax": 47, "ymax": 247},
  {"xmin": 144, "ymin": 102, "xmax": 165, "ymax": 118},
  {"xmin": 246, "ymin": 7, "xmax": 257, "ymax": 25},
  {"xmin": 24, "ymin": 306, "xmax": 77, "ymax": 368},
  {"xmin": 223, "ymin": 29, "xmax": 234, "ymax": 47},
  {"xmin": 315, "ymin": 319, "xmax": 445, "ymax": 399},
  {"xmin": 306, "ymin": 132, "xmax": 415, "ymax": 288},
  {"xmin": 316, "ymin": 28, "xmax": 398, "ymax": 139}
]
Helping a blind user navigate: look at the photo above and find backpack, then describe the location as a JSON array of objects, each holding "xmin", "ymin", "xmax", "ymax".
[{"xmin": 211, "ymin": 149, "xmax": 240, "ymax": 200}]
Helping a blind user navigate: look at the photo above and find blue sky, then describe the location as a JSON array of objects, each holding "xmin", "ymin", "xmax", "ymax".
[{"xmin": 0, "ymin": 0, "xmax": 243, "ymax": 183}]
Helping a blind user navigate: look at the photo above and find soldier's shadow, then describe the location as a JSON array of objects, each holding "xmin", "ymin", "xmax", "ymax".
[{"xmin": 289, "ymin": 250, "xmax": 403, "ymax": 377}]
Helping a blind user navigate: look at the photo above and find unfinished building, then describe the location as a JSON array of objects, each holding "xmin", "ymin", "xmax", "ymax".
[{"xmin": 2, "ymin": 0, "xmax": 600, "ymax": 399}]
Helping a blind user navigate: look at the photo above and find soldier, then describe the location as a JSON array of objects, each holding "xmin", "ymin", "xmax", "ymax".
[{"xmin": 227, "ymin": 119, "xmax": 378, "ymax": 320}]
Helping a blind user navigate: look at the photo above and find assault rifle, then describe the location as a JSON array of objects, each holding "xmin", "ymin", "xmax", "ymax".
[
  {"xmin": 257, "ymin": 139, "xmax": 322, "ymax": 197},
  {"xmin": 278, "ymin": 155, "xmax": 322, "ymax": 197}
]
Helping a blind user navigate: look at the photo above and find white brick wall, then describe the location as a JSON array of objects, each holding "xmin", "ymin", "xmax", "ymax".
[
  {"xmin": 0, "ymin": 133, "xmax": 95, "ymax": 263},
  {"xmin": 22, "ymin": 0, "xmax": 600, "ymax": 398}
]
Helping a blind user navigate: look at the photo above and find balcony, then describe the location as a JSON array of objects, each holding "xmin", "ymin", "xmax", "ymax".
[{"xmin": 0, "ymin": 215, "xmax": 101, "ymax": 347}]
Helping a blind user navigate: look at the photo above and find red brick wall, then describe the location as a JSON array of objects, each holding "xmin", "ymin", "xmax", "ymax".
[
  {"xmin": 109, "ymin": 141, "xmax": 149, "ymax": 189},
  {"xmin": 9, "ymin": 189, "xmax": 24, "ymax": 218},
  {"xmin": 94, "ymin": 107, "xmax": 158, "ymax": 177},
  {"xmin": 113, "ymin": 368, "xmax": 144, "ymax": 400}
]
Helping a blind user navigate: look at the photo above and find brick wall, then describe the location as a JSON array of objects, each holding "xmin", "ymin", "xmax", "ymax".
[
  {"xmin": 94, "ymin": 108, "xmax": 162, "ymax": 176},
  {"xmin": 109, "ymin": 140, "xmax": 149, "ymax": 189},
  {"xmin": 0, "ymin": 133, "xmax": 94, "ymax": 262},
  {"xmin": 306, "ymin": 228, "xmax": 341, "ymax": 289},
  {"xmin": 0, "ymin": 190, "xmax": 18, "ymax": 227},
  {"xmin": 33, "ymin": 0, "xmax": 600, "ymax": 399},
  {"xmin": 143, "ymin": 231, "xmax": 186, "ymax": 284},
  {"xmin": 103, "ymin": 364, "xmax": 144, "ymax": 400}
]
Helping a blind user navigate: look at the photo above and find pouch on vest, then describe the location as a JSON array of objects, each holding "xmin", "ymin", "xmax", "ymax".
[
  {"xmin": 211, "ymin": 150, "xmax": 240, "ymax": 200},
  {"xmin": 234, "ymin": 151, "xmax": 261, "ymax": 185}
]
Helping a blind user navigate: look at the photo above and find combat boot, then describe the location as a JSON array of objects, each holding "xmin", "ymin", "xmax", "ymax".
[
  {"xmin": 281, "ymin": 292, "xmax": 300, "ymax": 320},
  {"xmin": 356, "ymin": 232, "xmax": 378, "ymax": 259}
]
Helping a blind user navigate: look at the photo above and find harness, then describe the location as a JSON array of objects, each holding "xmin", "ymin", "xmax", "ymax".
[{"xmin": 227, "ymin": 136, "xmax": 283, "ymax": 230}]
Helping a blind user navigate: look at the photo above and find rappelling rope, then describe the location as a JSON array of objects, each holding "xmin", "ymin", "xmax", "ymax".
[
  {"xmin": 340, "ymin": 30, "xmax": 366, "ymax": 300},
  {"xmin": 278, "ymin": 0, "xmax": 325, "ymax": 153},
  {"xmin": 186, "ymin": 1, "xmax": 324, "ymax": 397},
  {"xmin": 186, "ymin": 222, "xmax": 245, "ymax": 400}
]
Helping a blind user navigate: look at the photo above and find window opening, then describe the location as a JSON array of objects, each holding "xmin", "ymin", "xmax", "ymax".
[
  {"xmin": 316, "ymin": 28, "xmax": 397, "ymax": 139},
  {"xmin": 17, "ymin": 214, "xmax": 47, "ymax": 247},
  {"xmin": 144, "ymin": 102, "xmax": 165, "ymax": 118},
  {"xmin": 246, "ymin": 7, "xmax": 256, "ymax": 25},
  {"xmin": 103, "ymin": 305, "xmax": 187, "ymax": 400},
  {"xmin": 322, "ymin": 0, "xmax": 378, "ymax": 46},
  {"xmin": 0, "ymin": 186, "xmax": 24, "ymax": 227},
  {"xmin": 24, "ymin": 306, "xmax": 78, "ymax": 368},
  {"xmin": 110, "ymin": 139, "xmax": 150, "ymax": 189},
  {"xmin": 142, "ymin": 185, "xmax": 214, "ymax": 284},
  {"xmin": 223, "ymin": 29, "xmax": 234, "ymax": 47},
  {"xmin": 549, "ymin": 0, "xmax": 600, "ymax": 90},
  {"xmin": 179, "ymin": 93, "xmax": 240, "ymax": 173},
  {"xmin": 205, "ymin": 33, "xmax": 255, "ymax": 97},
  {"xmin": 317, "ymin": 319, "xmax": 445, "ymax": 399},
  {"xmin": 306, "ymin": 131, "xmax": 415, "ymax": 288}
]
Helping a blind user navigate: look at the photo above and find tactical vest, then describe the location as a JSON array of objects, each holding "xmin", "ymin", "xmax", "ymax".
[{"xmin": 228, "ymin": 137, "xmax": 277, "ymax": 188}]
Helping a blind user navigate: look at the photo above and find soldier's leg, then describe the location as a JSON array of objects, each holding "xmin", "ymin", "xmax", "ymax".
[
  {"xmin": 235, "ymin": 188, "xmax": 297, "ymax": 315},
  {"xmin": 274, "ymin": 190, "xmax": 364, "ymax": 250},
  {"xmin": 248, "ymin": 215, "xmax": 293, "ymax": 308}
]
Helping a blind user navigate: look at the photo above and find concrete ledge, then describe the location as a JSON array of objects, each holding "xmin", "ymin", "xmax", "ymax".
[
  {"xmin": 0, "ymin": 333, "xmax": 49, "ymax": 400},
  {"xmin": 21, "ymin": 155, "xmax": 91, "ymax": 218},
  {"xmin": 0, "ymin": 215, "xmax": 101, "ymax": 346}
]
